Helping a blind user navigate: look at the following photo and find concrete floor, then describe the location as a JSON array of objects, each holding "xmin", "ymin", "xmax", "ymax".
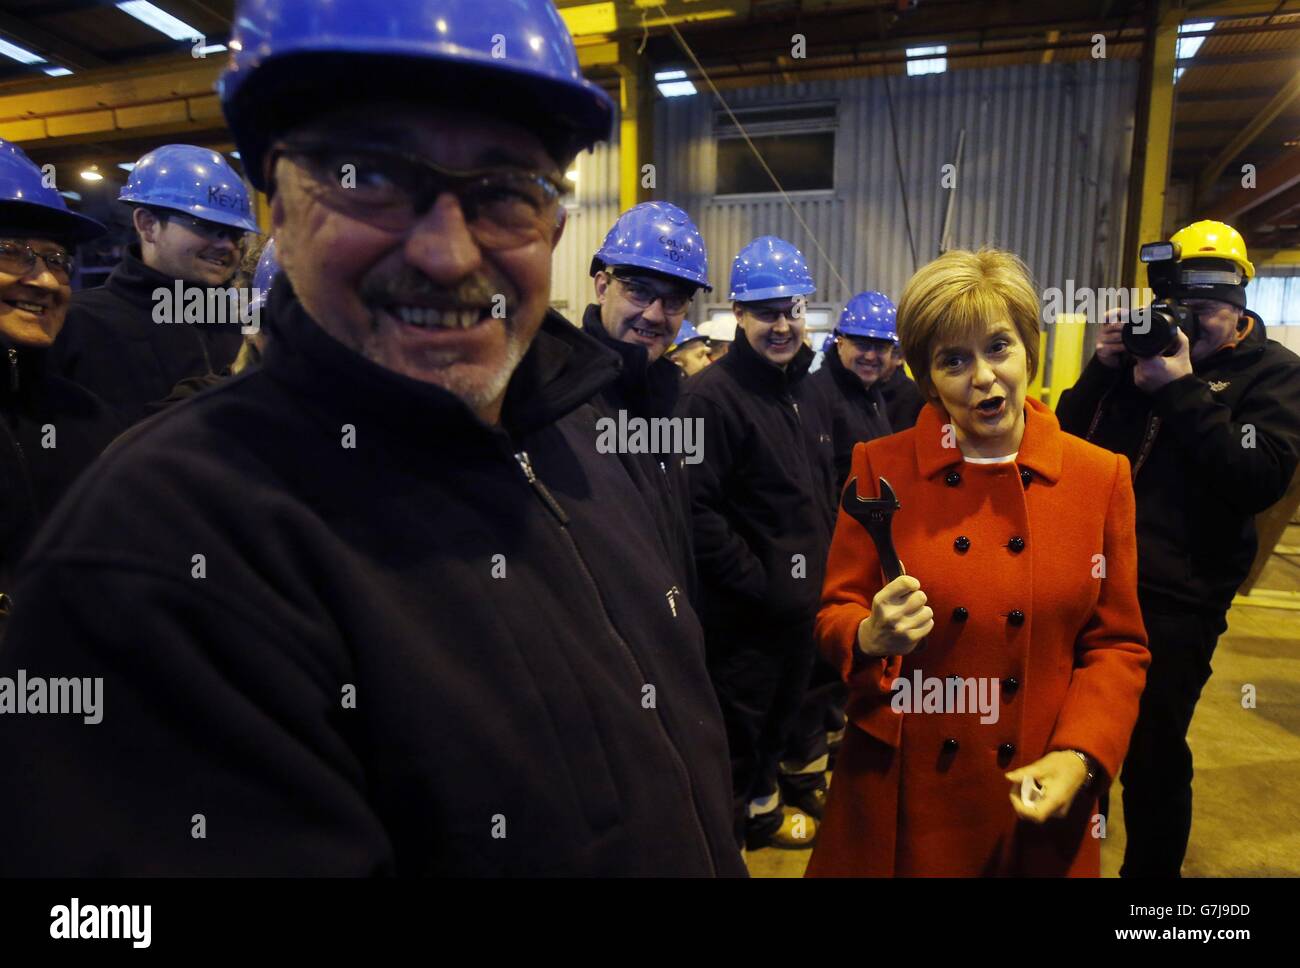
[{"xmin": 747, "ymin": 526, "xmax": 1300, "ymax": 878}]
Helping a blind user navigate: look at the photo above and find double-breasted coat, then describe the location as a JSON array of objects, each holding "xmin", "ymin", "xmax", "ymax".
[{"xmin": 806, "ymin": 397, "xmax": 1150, "ymax": 876}]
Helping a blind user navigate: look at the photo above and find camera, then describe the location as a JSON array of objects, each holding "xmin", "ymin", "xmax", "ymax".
[{"xmin": 1122, "ymin": 241, "xmax": 1199, "ymax": 358}]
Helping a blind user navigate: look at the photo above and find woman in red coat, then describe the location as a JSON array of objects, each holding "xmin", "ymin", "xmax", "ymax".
[{"xmin": 806, "ymin": 249, "xmax": 1149, "ymax": 877}]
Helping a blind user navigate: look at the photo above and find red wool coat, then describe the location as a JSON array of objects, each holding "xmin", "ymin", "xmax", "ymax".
[{"xmin": 806, "ymin": 398, "xmax": 1150, "ymax": 877}]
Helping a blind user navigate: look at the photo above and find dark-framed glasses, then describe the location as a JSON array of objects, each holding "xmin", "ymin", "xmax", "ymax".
[
  {"xmin": 161, "ymin": 213, "xmax": 246, "ymax": 244},
  {"xmin": 272, "ymin": 139, "xmax": 568, "ymax": 248},
  {"xmin": 844, "ymin": 335, "xmax": 894, "ymax": 354},
  {"xmin": 0, "ymin": 240, "xmax": 73, "ymax": 283},
  {"xmin": 612, "ymin": 273, "xmax": 693, "ymax": 315},
  {"xmin": 748, "ymin": 301, "xmax": 804, "ymax": 325}
]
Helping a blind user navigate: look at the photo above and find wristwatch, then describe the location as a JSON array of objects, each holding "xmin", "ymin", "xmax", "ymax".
[{"xmin": 1067, "ymin": 749, "xmax": 1096, "ymax": 790}]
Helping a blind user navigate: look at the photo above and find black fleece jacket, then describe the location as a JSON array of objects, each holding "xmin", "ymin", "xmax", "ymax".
[
  {"xmin": 879, "ymin": 363, "xmax": 926, "ymax": 431},
  {"xmin": 0, "ymin": 341, "xmax": 119, "ymax": 599},
  {"xmin": 580, "ymin": 304, "xmax": 697, "ymax": 602},
  {"xmin": 1056, "ymin": 313, "xmax": 1300, "ymax": 616},
  {"xmin": 676, "ymin": 328, "xmax": 838, "ymax": 632},
  {"xmin": 51, "ymin": 244, "xmax": 244, "ymax": 424},
  {"xmin": 0, "ymin": 283, "xmax": 743, "ymax": 876},
  {"xmin": 809, "ymin": 344, "xmax": 893, "ymax": 487}
]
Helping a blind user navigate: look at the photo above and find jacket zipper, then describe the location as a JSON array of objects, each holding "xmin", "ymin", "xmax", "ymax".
[
  {"xmin": 2, "ymin": 349, "xmax": 38, "ymax": 568},
  {"xmin": 512, "ymin": 449, "xmax": 718, "ymax": 873},
  {"xmin": 193, "ymin": 324, "xmax": 215, "ymax": 375}
]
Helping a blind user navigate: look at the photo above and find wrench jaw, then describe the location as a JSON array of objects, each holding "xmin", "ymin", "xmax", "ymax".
[{"xmin": 840, "ymin": 475, "xmax": 906, "ymax": 582}]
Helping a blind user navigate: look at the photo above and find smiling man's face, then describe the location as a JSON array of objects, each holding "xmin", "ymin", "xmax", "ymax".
[
  {"xmin": 270, "ymin": 104, "xmax": 567, "ymax": 425},
  {"xmin": 136, "ymin": 210, "xmax": 242, "ymax": 286},
  {"xmin": 0, "ymin": 237, "xmax": 71, "ymax": 348},
  {"xmin": 594, "ymin": 269, "xmax": 693, "ymax": 362}
]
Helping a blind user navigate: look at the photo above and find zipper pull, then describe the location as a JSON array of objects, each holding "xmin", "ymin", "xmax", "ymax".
[
  {"xmin": 513, "ymin": 450, "xmax": 569, "ymax": 525},
  {"xmin": 666, "ymin": 585, "xmax": 680, "ymax": 617},
  {"xmin": 792, "ymin": 400, "xmax": 801, "ymax": 420},
  {"xmin": 8, "ymin": 347, "xmax": 18, "ymax": 393}
]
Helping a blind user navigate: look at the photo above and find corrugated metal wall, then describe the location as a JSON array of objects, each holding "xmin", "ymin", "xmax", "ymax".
[
  {"xmin": 550, "ymin": 117, "xmax": 621, "ymax": 322},
  {"xmin": 652, "ymin": 59, "xmax": 1139, "ymax": 322},
  {"xmin": 550, "ymin": 59, "xmax": 1139, "ymax": 333}
]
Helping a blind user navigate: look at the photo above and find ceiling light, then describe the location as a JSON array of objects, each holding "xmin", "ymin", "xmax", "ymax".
[
  {"xmin": 80, "ymin": 167, "xmax": 104, "ymax": 182},
  {"xmin": 44, "ymin": 66, "xmax": 73, "ymax": 77},
  {"xmin": 116, "ymin": 2, "xmax": 202, "ymax": 42},
  {"xmin": 0, "ymin": 37, "xmax": 45, "ymax": 64}
]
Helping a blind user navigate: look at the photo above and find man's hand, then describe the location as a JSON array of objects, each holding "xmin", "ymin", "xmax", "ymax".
[
  {"xmin": 857, "ymin": 575, "xmax": 933, "ymax": 657},
  {"xmin": 1132, "ymin": 328, "xmax": 1193, "ymax": 394},
  {"xmin": 1006, "ymin": 750, "xmax": 1089, "ymax": 823},
  {"xmin": 1093, "ymin": 307, "xmax": 1127, "ymax": 369}
]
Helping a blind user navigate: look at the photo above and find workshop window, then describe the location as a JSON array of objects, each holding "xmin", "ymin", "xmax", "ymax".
[{"xmin": 715, "ymin": 103, "xmax": 836, "ymax": 195}]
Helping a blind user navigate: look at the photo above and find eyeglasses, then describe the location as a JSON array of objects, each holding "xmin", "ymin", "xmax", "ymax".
[
  {"xmin": 613, "ymin": 274, "xmax": 693, "ymax": 315},
  {"xmin": 0, "ymin": 240, "xmax": 73, "ymax": 283},
  {"xmin": 159, "ymin": 212, "xmax": 246, "ymax": 244},
  {"xmin": 272, "ymin": 139, "xmax": 568, "ymax": 249},
  {"xmin": 844, "ymin": 336, "xmax": 894, "ymax": 354},
  {"xmin": 747, "ymin": 302, "xmax": 804, "ymax": 325}
]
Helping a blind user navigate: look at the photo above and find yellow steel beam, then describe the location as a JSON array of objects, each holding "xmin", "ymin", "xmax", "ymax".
[
  {"xmin": 557, "ymin": 2, "xmax": 618, "ymax": 35},
  {"xmin": 1255, "ymin": 248, "xmax": 1300, "ymax": 266},
  {"xmin": 1041, "ymin": 30, "xmax": 1061, "ymax": 65},
  {"xmin": 616, "ymin": 40, "xmax": 653, "ymax": 212},
  {"xmin": 1131, "ymin": 5, "xmax": 1180, "ymax": 287},
  {"xmin": 0, "ymin": 60, "xmax": 224, "ymax": 148},
  {"xmin": 1047, "ymin": 314, "xmax": 1086, "ymax": 409}
]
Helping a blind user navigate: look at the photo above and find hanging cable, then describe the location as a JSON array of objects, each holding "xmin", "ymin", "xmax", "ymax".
[
  {"xmin": 874, "ymin": 3, "xmax": 918, "ymax": 272},
  {"xmin": 653, "ymin": 5, "xmax": 852, "ymax": 296}
]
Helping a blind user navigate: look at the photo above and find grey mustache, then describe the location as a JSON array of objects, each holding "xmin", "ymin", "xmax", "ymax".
[{"xmin": 361, "ymin": 272, "xmax": 510, "ymax": 310}]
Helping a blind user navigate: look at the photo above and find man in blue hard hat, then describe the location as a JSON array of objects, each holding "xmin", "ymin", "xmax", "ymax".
[
  {"xmin": 0, "ymin": 0, "xmax": 742, "ymax": 877},
  {"xmin": 813, "ymin": 291, "xmax": 896, "ymax": 485},
  {"xmin": 677, "ymin": 235, "xmax": 839, "ymax": 851},
  {"xmin": 585, "ymin": 201, "xmax": 709, "ymax": 599},
  {"xmin": 667, "ymin": 321, "xmax": 711, "ymax": 377},
  {"xmin": 0, "ymin": 140, "xmax": 120, "ymax": 620},
  {"xmin": 52, "ymin": 144, "xmax": 259, "ymax": 423}
]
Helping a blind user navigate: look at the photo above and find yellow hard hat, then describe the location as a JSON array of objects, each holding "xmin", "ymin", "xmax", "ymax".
[{"xmin": 1170, "ymin": 220, "xmax": 1255, "ymax": 280}]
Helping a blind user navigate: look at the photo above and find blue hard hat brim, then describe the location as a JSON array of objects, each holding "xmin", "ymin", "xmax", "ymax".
[
  {"xmin": 0, "ymin": 199, "xmax": 106, "ymax": 245},
  {"xmin": 731, "ymin": 283, "xmax": 817, "ymax": 302},
  {"xmin": 224, "ymin": 52, "xmax": 614, "ymax": 193},
  {"xmin": 119, "ymin": 197, "xmax": 260, "ymax": 234},
  {"xmin": 591, "ymin": 254, "xmax": 712, "ymax": 291},
  {"xmin": 837, "ymin": 326, "xmax": 898, "ymax": 342}
]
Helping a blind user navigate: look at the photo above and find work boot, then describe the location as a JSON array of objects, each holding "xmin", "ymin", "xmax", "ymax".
[{"xmin": 745, "ymin": 807, "xmax": 818, "ymax": 851}]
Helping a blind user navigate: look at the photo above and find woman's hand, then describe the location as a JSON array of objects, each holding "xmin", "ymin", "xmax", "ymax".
[
  {"xmin": 1005, "ymin": 751, "xmax": 1089, "ymax": 823},
  {"xmin": 856, "ymin": 575, "xmax": 933, "ymax": 657}
]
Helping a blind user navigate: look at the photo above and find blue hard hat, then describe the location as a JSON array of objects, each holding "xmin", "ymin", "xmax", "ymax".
[
  {"xmin": 669, "ymin": 320, "xmax": 707, "ymax": 351},
  {"xmin": 728, "ymin": 235, "xmax": 815, "ymax": 302},
  {"xmin": 591, "ymin": 201, "xmax": 710, "ymax": 290},
  {"xmin": 119, "ymin": 145, "xmax": 259, "ymax": 234},
  {"xmin": 0, "ymin": 139, "xmax": 105, "ymax": 244},
  {"xmin": 249, "ymin": 237, "xmax": 278, "ymax": 314},
  {"xmin": 836, "ymin": 291, "xmax": 898, "ymax": 341},
  {"xmin": 820, "ymin": 333, "xmax": 837, "ymax": 353},
  {"xmin": 220, "ymin": 0, "xmax": 615, "ymax": 192}
]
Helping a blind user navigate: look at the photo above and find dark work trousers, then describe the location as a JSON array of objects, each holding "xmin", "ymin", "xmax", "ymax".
[
  {"xmin": 1119, "ymin": 602, "xmax": 1227, "ymax": 878},
  {"xmin": 705, "ymin": 618, "xmax": 818, "ymax": 846},
  {"xmin": 779, "ymin": 655, "xmax": 847, "ymax": 800}
]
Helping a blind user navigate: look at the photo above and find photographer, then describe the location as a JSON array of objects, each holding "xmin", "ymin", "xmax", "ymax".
[{"xmin": 1056, "ymin": 219, "xmax": 1300, "ymax": 878}]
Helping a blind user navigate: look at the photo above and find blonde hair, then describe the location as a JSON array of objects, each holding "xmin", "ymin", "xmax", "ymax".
[{"xmin": 897, "ymin": 247, "xmax": 1040, "ymax": 401}]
